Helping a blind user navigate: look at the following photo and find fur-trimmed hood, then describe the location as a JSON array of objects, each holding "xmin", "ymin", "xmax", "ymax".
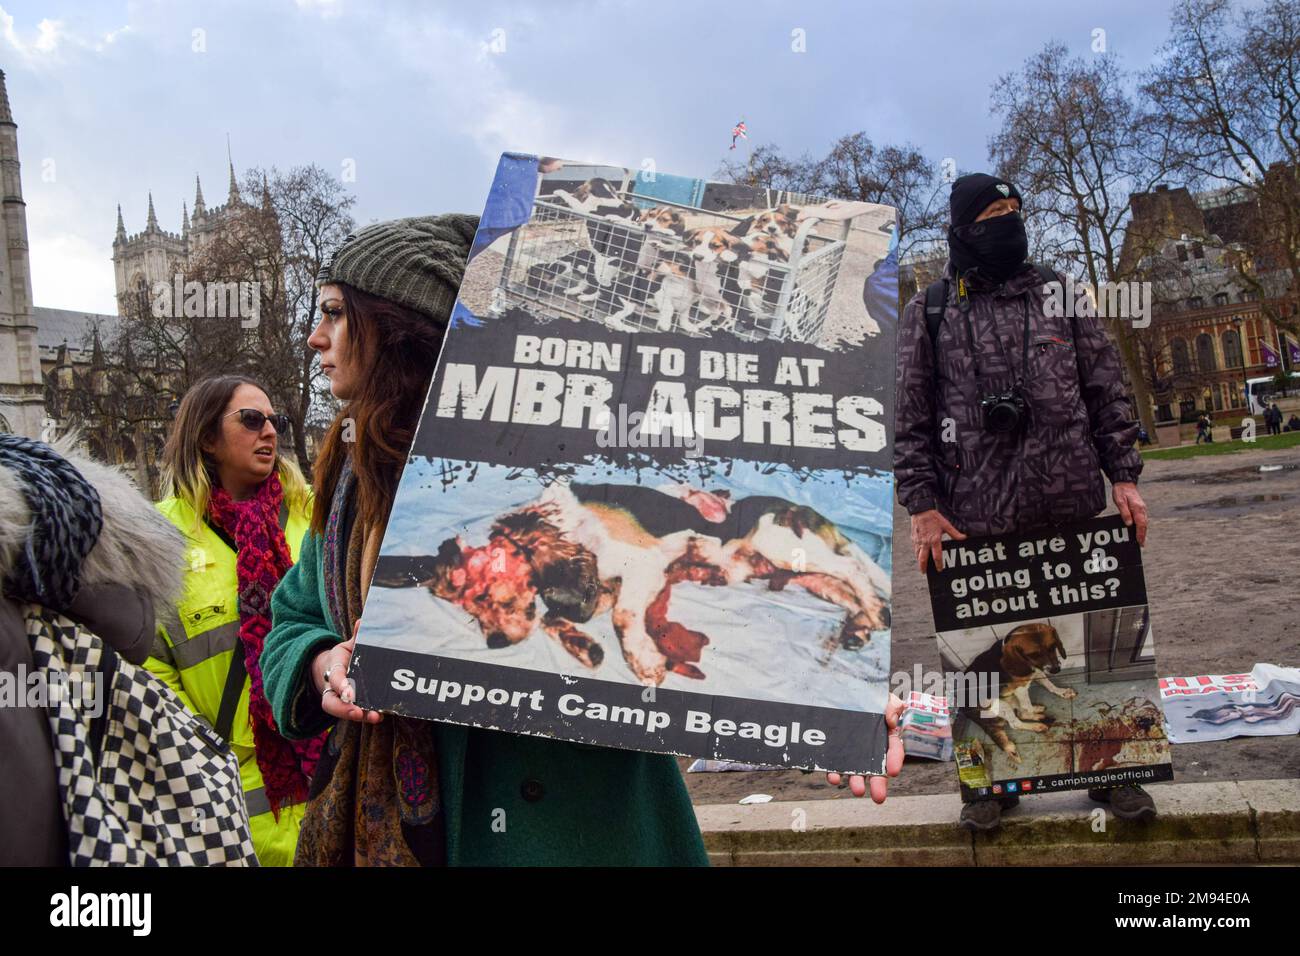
[{"xmin": 0, "ymin": 436, "xmax": 184, "ymax": 619}]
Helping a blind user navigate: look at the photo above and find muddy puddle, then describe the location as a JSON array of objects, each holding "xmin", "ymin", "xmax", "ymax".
[
  {"xmin": 1172, "ymin": 491, "xmax": 1296, "ymax": 516},
  {"xmin": 1147, "ymin": 462, "xmax": 1300, "ymax": 485}
]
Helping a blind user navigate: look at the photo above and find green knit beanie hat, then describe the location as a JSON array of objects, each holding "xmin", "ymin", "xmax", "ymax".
[{"xmin": 316, "ymin": 213, "xmax": 480, "ymax": 326}]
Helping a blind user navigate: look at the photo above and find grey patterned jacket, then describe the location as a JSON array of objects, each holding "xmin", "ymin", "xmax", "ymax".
[{"xmin": 894, "ymin": 262, "xmax": 1142, "ymax": 536}]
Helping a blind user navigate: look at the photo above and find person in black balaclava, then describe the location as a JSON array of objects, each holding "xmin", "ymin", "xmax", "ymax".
[
  {"xmin": 894, "ymin": 172, "xmax": 1155, "ymax": 835},
  {"xmin": 945, "ymin": 172, "xmax": 1028, "ymax": 284}
]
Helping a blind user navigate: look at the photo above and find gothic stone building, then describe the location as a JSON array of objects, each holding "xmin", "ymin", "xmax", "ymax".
[
  {"xmin": 112, "ymin": 163, "xmax": 245, "ymax": 316},
  {"xmin": 0, "ymin": 69, "xmax": 46, "ymax": 438}
]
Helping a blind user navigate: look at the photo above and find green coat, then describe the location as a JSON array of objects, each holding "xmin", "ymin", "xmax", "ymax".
[{"xmin": 262, "ymin": 530, "xmax": 708, "ymax": 867}]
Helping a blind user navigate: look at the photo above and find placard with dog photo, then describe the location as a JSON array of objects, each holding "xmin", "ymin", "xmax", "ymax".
[
  {"xmin": 926, "ymin": 515, "xmax": 1173, "ymax": 800},
  {"xmin": 348, "ymin": 152, "xmax": 899, "ymax": 774}
]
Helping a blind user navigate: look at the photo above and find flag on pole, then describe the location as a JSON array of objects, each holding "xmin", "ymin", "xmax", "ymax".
[
  {"xmin": 1287, "ymin": 335, "xmax": 1300, "ymax": 364},
  {"xmin": 729, "ymin": 120, "xmax": 747, "ymax": 150},
  {"xmin": 1261, "ymin": 339, "xmax": 1281, "ymax": 368}
]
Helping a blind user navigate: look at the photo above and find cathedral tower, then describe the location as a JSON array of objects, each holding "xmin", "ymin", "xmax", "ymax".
[{"xmin": 0, "ymin": 69, "xmax": 45, "ymax": 436}]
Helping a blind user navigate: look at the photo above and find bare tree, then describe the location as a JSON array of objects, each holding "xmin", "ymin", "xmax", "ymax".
[
  {"xmin": 52, "ymin": 330, "xmax": 175, "ymax": 494},
  {"xmin": 807, "ymin": 133, "xmax": 947, "ymax": 261},
  {"xmin": 989, "ymin": 41, "xmax": 1167, "ymax": 434},
  {"xmin": 714, "ymin": 143, "xmax": 819, "ymax": 193},
  {"xmin": 1142, "ymin": 0, "xmax": 1300, "ymax": 330},
  {"xmin": 76, "ymin": 164, "xmax": 354, "ymax": 484},
  {"xmin": 715, "ymin": 135, "xmax": 946, "ymax": 255},
  {"xmin": 717, "ymin": 134, "xmax": 948, "ymax": 318},
  {"xmin": 243, "ymin": 165, "xmax": 356, "ymax": 474}
]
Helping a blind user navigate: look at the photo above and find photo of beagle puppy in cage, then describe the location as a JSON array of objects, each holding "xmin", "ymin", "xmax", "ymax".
[{"xmin": 485, "ymin": 165, "xmax": 878, "ymax": 345}]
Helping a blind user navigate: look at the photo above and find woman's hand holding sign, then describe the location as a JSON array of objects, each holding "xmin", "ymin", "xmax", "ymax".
[
  {"xmin": 826, "ymin": 692, "xmax": 905, "ymax": 803},
  {"xmin": 312, "ymin": 620, "xmax": 384, "ymax": 724}
]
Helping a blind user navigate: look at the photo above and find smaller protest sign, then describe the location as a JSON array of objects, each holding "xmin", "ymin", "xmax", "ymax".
[
  {"xmin": 927, "ymin": 515, "xmax": 1173, "ymax": 801},
  {"xmin": 1160, "ymin": 663, "xmax": 1300, "ymax": 743},
  {"xmin": 900, "ymin": 692, "xmax": 953, "ymax": 761}
]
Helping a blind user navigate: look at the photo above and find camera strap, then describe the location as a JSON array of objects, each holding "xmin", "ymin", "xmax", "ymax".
[
  {"xmin": 925, "ymin": 263, "xmax": 1054, "ymax": 388},
  {"xmin": 959, "ymin": 289, "xmax": 1031, "ymax": 389}
]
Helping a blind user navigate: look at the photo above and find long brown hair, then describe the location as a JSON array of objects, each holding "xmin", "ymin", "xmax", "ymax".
[
  {"xmin": 311, "ymin": 283, "xmax": 446, "ymax": 535},
  {"xmin": 161, "ymin": 374, "xmax": 310, "ymax": 531}
]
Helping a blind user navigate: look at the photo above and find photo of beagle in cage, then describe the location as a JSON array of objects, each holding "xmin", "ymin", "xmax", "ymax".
[
  {"xmin": 957, "ymin": 622, "xmax": 1078, "ymax": 766},
  {"xmin": 730, "ymin": 202, "xmax": 802, "ymax": 257},
  {"xmin": 523, "ymin": 177, "xmax": 822, "ymax": 338},
  {"xmin": 372, "ymin": 481, "xmax": 891, "ymax": 686},
  {"xmin": 677, "ymin": 226, "xmax": 793, "ymax": 335}
]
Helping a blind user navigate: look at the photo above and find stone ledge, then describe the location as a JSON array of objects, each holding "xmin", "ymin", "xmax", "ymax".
[
  {"xmin": 1237, "ymin": 778, "xmax": 1300, "ymax": 863},
  {"xmin": 695, "ymin": 779, "xmax": 1300, "ymax": 866}
]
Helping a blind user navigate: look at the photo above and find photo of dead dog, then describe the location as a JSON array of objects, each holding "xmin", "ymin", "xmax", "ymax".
[
  {"xmin": 373, "ymin": 481, "xmax": 892, "ymax": 686},
  {"xmin": 469, "ymin": 161, "xmax": 883, "ymax": 346},
  {"xmin": 939, "ymin": 608, "xmax": 1169, "ymax": 788}
]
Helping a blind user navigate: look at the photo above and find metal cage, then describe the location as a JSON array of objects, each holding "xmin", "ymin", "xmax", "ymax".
[{"xmin": 491, "ymin": 189, "xmax": 848, "ymax": 344}]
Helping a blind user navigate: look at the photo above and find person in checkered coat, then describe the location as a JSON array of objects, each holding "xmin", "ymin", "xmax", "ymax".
[{"xmin": 0, "ymin": 436, "xmax": 188, "ymax": 865}]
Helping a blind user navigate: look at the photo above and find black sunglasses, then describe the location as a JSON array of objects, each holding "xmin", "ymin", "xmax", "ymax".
[{"xmin": 227, "ymin": 408, "xmax": 291, "ymax": 435}]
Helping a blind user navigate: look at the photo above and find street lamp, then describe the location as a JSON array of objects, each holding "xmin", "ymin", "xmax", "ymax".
[{"xmin": 1232, "ymin": 316, "xmax": 1248, "ymax": 412}]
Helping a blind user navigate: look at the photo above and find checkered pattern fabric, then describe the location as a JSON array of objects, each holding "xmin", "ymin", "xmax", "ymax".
[{"xmin": 25, "ymin": 607, "xmax": 258, "ymax": 866}]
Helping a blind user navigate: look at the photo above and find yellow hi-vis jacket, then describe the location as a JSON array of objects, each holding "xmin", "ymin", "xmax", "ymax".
[{"xmin": 147, "ymin": 493, "xmax": 312, "ymax": 867}]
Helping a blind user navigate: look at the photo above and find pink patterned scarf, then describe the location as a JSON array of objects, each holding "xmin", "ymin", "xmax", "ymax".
[{"xmin": 209, "ymin": 471, "xmax": 325, "ymax": 815}]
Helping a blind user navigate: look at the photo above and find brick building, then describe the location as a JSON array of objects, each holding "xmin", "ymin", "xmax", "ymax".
[{"xmin": 1121, "ymin": 181, "xmax": 1297, "ymax": 423}]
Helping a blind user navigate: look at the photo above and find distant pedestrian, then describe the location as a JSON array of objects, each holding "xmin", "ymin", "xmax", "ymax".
[
  {"xmin": 1268, "ymin": 403, "xmax": 1283, "ymax": 436},
  {"xmin": 1195, "ymin": 414, "xmax": 1210, "ymax": 444}
]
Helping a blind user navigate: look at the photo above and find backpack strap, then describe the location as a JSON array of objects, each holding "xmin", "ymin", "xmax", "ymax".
[
  {"xmin": 923, "ymin": 263, "xmax": 1058, "ymax": 362},
  {"xmin": 924, "ymin": 278, "xmax": 949, "ymax": 355},
  {"xmin": 88, "ymin": 642, "xmax": 120, "ymax": 763}
]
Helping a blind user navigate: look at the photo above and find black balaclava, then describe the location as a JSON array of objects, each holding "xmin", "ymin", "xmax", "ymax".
[{"xmin": 947, "ymin": 173, "xmax": 1027, "ymax": 283}]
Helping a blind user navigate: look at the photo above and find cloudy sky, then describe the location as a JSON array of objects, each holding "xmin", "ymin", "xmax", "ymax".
[{"xmin": 4, "ymin": 0, "xmax": 1182, "ymax": 315}]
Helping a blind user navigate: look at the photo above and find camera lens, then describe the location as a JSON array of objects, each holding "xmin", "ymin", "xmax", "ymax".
[{"xmin": 986, "ymin": 401, "xmax": 1020, "ymax": 433}]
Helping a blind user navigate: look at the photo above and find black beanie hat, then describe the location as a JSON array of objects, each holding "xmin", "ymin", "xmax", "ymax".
[{"xmin": 949, "ymin": 173, "xmax": 1021, "ymax": 228}]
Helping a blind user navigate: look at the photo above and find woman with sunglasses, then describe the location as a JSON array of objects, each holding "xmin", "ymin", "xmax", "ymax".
[{"xmin": 148, "ymin": 375, "xmax": 320, "ymax": 866}]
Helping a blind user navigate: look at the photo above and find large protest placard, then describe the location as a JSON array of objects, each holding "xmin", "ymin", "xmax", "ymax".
[
  {"xmin": 926, "ymin": 515, "xmax": 1173, "ymax": 800},
  {"xmin": 349, "ymin": 153, "xmax": 899, "ymax": 773},
  {"xmin": 1160, "ymin": 664, "xmax": 1300, "ymax": 743}
]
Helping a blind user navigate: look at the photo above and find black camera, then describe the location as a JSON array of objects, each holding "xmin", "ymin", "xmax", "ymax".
[{"xmin": 979, "ymin": 386, "xmax": 1027, "ymax": 434}]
